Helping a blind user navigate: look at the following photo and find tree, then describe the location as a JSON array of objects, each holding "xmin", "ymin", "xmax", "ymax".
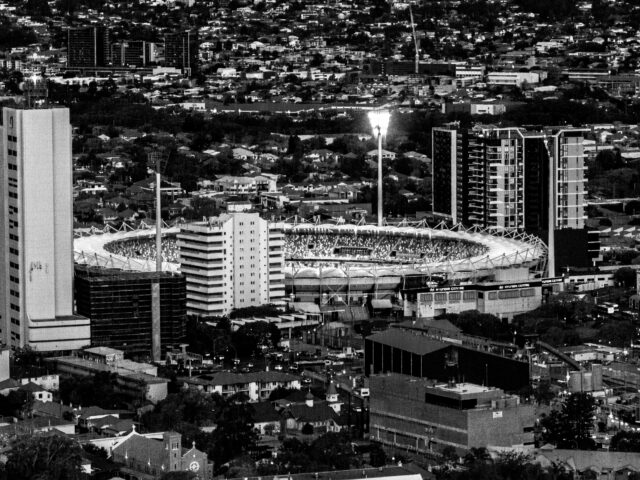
[
  {"xmin": 210, "ymin": 394, "xmax": 257, "ymax": 466},
  {"xmin": 231, "ymin": 321, "xmax": 282, "ymax": 357},
  {"xmin": 611, "ymin": 431, "xmax": 640, "ymax": 452},
  {"xmin": 11, "ymin": 346, "xmax": 46, "ymax": 378},
  {"xmin": 5, "ymin": 434, "xmax": 84, "ymax": 480},
  {"xmin": 541, "ymin": 393, "xmax": 596, "ymax": 449},
  {"xmin": 614, "ymin": 267, "xmax": 636, "ymax": 288},
  {"xmin": 369, "ymin": 442, "xmax": 387, "ymax": 467},
  {"xmin": 533, "ymin": 380, "xmax": 555, "ymax": 405},
  {"xmin": 24, "ymin": 0, "xmax": 51, "ymax": 17},
  {"xmin": 0, "ymin": 390, "xmax": 33, "ymax": 418},
  {"xmin": 269, "ymin": 386, "xmax": 296, "ymax": 401}
]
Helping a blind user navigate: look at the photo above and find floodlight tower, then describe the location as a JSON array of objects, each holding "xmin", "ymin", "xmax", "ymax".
[
  {"xmin": 148, "ymin": 150, "xmax": 167, "ymax": 362},
  {"xmin": 368, "ymin": 110, "xmax": 391, "ymax": 227}
]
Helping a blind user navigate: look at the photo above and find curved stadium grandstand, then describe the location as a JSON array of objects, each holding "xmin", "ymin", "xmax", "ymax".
[{"xmin": 74, "ymin": 220, "xmax": 548, "ymax": 306}]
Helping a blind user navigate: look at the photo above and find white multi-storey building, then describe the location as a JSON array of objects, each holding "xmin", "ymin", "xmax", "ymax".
[
  {"xmin": 0, "ymin": 107, "xmax": 90, "ymax": 351},
  {"xmin": 177, "ymin": 212, "xmax": 285, "ymax": 317}
]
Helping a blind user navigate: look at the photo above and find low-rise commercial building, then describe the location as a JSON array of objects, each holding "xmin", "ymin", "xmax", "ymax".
[{"xmin": 45, "ymin": 353, "xmax": 168, "ymax": 403}]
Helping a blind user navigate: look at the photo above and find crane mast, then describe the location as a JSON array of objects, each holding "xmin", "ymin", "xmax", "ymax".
[{"xmin": 409, "ymin": 5, "xmax": 420, "ymax": 74}]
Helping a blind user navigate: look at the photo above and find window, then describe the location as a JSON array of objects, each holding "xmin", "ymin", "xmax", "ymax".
[{"xmin": 463, "ymin": 291, "xmax": 476, "ymax": 301}]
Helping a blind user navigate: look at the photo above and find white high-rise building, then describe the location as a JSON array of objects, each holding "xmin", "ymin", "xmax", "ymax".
[
  {"xmin": 0, "ymin": 107, "xmax": 90, "ymax": 351},
  {"xmin": 177, "ymin": 212, "xmax": 285, "ymax": 317}
]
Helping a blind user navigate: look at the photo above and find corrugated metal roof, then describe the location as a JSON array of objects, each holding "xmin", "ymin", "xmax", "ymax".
[{"xmin": 366, "ymin": 330, "xmax": 448, "ymax": 356}]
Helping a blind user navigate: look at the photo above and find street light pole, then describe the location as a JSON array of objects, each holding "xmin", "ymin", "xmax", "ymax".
[{"xmin": 367, "ymin": 110, "xmax": 390, "ymax": 227}]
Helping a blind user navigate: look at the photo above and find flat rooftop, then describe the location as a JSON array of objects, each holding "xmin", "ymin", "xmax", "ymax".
[{"xmin": 434, "ymin": 382, "xmax": 494, "ymax": 394}]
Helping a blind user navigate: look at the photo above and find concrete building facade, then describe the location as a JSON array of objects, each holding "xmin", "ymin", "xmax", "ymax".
[
  {"xmin": 369, "ymin": 373, "xmax": 535, "ymax": 454},
  {"xmin": 0, "ymin": 107, "xmax": 90, "ymax": 351}
]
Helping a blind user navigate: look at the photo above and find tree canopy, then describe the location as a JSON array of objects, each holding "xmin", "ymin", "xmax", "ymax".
[
  {"xmin": 540, "ymin": 393, "xmax": 597, "ymax": 450},
  {"xmin": 4, "ymin": 434, "xmax": 84, "ymax": 480}
]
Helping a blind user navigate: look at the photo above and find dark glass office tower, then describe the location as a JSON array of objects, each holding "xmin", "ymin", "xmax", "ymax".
[
  {"xmin": 164, "ymin": 31, "xmax": 199, "ymax": 76},
  {"xmin": 75, "ymin": 265, "xmax": 186, "ymax": 357},
  {"xmin": 67, "ymin": 26, "xmax": 110, "ymax": 68}
]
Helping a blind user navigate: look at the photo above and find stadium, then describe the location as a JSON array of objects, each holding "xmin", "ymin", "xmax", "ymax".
[{"xmin": 74, "ymin": 220, "xmax": 548, "ymax": 308}]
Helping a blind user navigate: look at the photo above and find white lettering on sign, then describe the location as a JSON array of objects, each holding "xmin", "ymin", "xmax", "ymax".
[{"xmin": 493, "ymin": 411, "xmax": 503, "ymax": 419}]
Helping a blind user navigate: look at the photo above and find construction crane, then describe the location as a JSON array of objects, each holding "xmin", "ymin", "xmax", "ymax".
[{"xmin": 409, "ymin": 5, "xmax": 420, "ymax": 74}]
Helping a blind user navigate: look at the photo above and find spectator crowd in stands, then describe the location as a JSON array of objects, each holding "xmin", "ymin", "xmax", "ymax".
[
  {"xmin": 284, "ymin": 233, "xmax": 488, "ymax": 263},
  {"xmin": 104, "ymin": 232, "xmax": 488, "ymax": 265},
  {"xmin": 104, "ymin": 235, "xmax": 179, "ymax": 262}
]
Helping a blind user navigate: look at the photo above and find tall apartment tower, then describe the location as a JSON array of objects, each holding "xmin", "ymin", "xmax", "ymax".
[
  {"xmin": 67, "ymin": 26, "xmax": 110, "ymax": 68},
  {"xmin": 433, "ymin": 125, "xmax": 527, "ymax": 228},
  {"xmin": 432, "ymin": 125, "xmax": 586, "ymax": 231},
  {"xmin": 432, "ymin": 124, "xmax": 589, "ymax": 275},
  {"xmin": 177, "ymin": 212, "xmax": 285, "ymax": 318},
  {"xmin": 0, "ymin": 107, "xmax": 90, "ymax": 350},
  {"xmin": 164, "ymin": 31, "xmax": 199, "ymax": 76}
]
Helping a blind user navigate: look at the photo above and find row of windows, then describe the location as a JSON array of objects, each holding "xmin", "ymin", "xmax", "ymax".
[
  {"xmin": 486, "ymin": 288, "xmax": 536, "ymax": 300},
  {"xmin": 10, "ymin": 262, "xmax": 18, "ymax": 270},
  {"xmin": 10, "ymin": 304, "xmax": 19, "ymax": 312},
  {"xmin": 9, "ymin": 247, "xmax": 18, "ymax": 255},
  {"xmin": 10, "ymin": 275, "xmax": 19, "ymax": 284},
  {"xmin": 9, "ymin": 234, "xmax": 18, "ymax": 241},
  {"xmin": 10, "ymin": 317, "xmax": 19, "ymax": 326},
  {"xmin": 7, "ymin": 164, "xmax": 16, "ymax": 171},
  {"xmin": 10, "ymin": 290, "xmax": 19, "ymax": 298},
  {"xmin": 8, "ymin": 192, "xmax": 17, "ymax": 199},
  {"xmin": 424, "ymin": 288, "xmax": 537, "ymax": 303},
  {"xmin": 7, "ymin": 149, "xmax": 17, "ymax": 157},
  {"xmin": 7, "ymin": 135, "xmax": 17, "ymax": 143}
]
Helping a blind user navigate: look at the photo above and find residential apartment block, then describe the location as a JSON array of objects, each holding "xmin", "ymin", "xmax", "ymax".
[
  {"xmin": 177, "ymin": 212, "xmax": 285, "ymax": 318},
  {"xmin": 433, "ymin": 124, "xmax": 587, "ymax": 231},
  {"xmin": 0, "ymin": 107, "xmax": 90, "ymax": 351}
]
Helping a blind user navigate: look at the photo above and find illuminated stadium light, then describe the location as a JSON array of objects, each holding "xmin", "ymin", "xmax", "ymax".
[
  {"xmin": 368, "ymin": 109, "xmax": 391, "ymax": 227},
  {"xmin": 368, "ymin": 109, "xmax": 391, "ymax": 138}
]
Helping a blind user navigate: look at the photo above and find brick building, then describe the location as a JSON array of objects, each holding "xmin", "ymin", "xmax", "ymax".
[{"xmin": 369, "ymin": 373, "xmax": 535, "ymax": 455}]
